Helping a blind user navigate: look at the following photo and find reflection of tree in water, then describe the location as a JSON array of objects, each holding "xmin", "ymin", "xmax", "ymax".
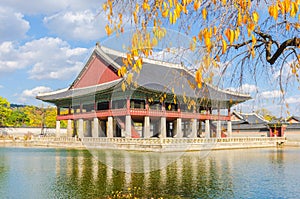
[
  {"xmin": 52, "ymin": 149, "xmax": 237, "ymax": 198},
  {"xmin": 270, "ymin": 148, "xmax": 284, "ymax": 166}
]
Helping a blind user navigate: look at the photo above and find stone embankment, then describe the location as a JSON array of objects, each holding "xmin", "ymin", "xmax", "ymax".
[{"xmin": 0, "ymin": 137, "xmax": 287, "ymax": 152}]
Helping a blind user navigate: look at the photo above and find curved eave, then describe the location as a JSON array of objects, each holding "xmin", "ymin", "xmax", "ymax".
[{"xmin": 36, "ymin": 79, "xmax": 122, "ymax": 104}]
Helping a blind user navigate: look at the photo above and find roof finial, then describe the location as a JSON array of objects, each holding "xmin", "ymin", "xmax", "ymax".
[{"xmin": 96, "ymin": 42, "xmax": 100, "ymax": 47}]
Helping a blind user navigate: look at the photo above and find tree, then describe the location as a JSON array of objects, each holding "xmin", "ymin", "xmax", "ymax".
[
  {"xmin": 0, "ymin": 97, "xmax": 12, "ymax": 127},
  {"xmin": 7, "ymin": 109, "xmax": 29, "ymax": 127},
  {"xmin": 102, "ymin": 0, "xmax": 300, "ymax": 93},
  {"xmin": 255, "ymin": 108, "xmax": 277, "ymax": 121},
  {"xmin": 22, "ymin": 106, "xmax": 43, "ymax": 127}
]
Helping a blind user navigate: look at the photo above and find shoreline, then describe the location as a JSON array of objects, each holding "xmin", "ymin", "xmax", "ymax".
[{"xmin": 0, "ymin": 136, "xmax": 293, "ymax": 152}]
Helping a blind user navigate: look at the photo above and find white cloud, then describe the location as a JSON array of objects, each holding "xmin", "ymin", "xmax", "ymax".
[
  {"xmin": 19, "ymin": 86, "xmax": 52, "ymax": 103},
  {"xmin": 285, "ymin": 97, "xmax": 300, "ymax": 104},
  {"xmin": 0, "ymin": 7, "xmax": 30, "ymax": 42},
  {"xmin": 0, "ymin": 85, "xmax": 3, "ymax": 88},
  {"xmin": 0, "ymin": 37, "xmax": 88, "ymax": 79},
  {"xmin": 43, "ymin": 10, "xmax": 107, "ymax": 41},
  {"xmin": 259, "ymin": 90, "xmax": 282, "ymax": 99},
  {"xmin": 227, "ymin": 84, "xmax": 258, "ymax": 94},
  {"xmin": 22, "ymin": 86, "xmax": 52, "ymax": 98},
  {"xmin": 240, "ymin": 84, "xmax": 258, "ymax": 93},
  {"xmin": 0, "ymin": 0, "xmax": 103, "ymax": 15}
]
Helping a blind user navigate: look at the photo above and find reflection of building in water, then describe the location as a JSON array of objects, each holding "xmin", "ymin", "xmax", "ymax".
[
  {"xmin": 124, "ymin": 152, "xmax": 132, "ymax": 187},
  {"xmin": 55, "ymin": 151, "xmax": 60, "ymax": 175},
  {"xmin": 77, "ymin": 152, "xmax": 84, "ymax": 181},
  {"xmin": 66, "ymin": 151, "xmax": 72, "ymax": 177},
  {"xmin": 105, "ymin": 151, "xmax": 114, "ymax": 186},
  {"xmin": 175, "ymin": 158, "xmax": 183, "ymax": 185},
  {"xmin": 92, "ymin": 157, "xmax": 98, "ymax": 182},
  {"xmin": 143, "ymin": 156, "xmax": 150, "ymax": 189},
  {"xmin": 37, "ymin": 44, "xmax": 250, "ymax": 140},
  {"xmin": 54, "ymin": 149, "xmax": 236, "ymax": 198}
]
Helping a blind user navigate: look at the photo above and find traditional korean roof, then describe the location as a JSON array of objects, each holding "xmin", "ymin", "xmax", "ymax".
[
  {"xmin": 286, "ymin": 123, "xmax": 300, "ymax": 129},
  {"xmin": 37, "ymin": 44, "xmax": 251, "ymax": 107},
  {"xmin": 234, "ymin": 111, "xmax": 267, "ymax": 124},
  {"xmin": 226, "ymin": 111, "xmax": 269, "ymax": 130},
  {"xmin": 37, "ymin": 79, "xmax": 122, "ymax": 102},
  {"xmin": 287, "ymin": 116, "xmax": 300, "ymax": 123}
]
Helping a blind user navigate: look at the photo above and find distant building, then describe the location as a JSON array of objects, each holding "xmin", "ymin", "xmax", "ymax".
[
  {"xmin": 223, "ymin": 111, "xmax": 300, "ymax": 139},
  {"xmin": 229, "ymin": 111, "xmax": 270, "ymax": 137},
  {"xmin": 285, "ymin": 116, "xmax": 300, "ymax": 141},
  {"xmin": 37, "ymin": 44, "xmax": 251, "ymax": 139}
]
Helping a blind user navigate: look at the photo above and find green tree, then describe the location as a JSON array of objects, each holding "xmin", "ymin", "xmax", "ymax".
[
  {"xmin": 44, "ymin": 107, "xmax": 57, "ymax": 128},
  {"xmin": 7, "ymin": 109, "xmax": 29, "ymax": 127},
  {"xmin": 22, "ymin": 106, "xmax": 43, "ymax": 127},
  {"xmin": 0, "ymin": 97, "xmax": 12, "ymax": 127}
]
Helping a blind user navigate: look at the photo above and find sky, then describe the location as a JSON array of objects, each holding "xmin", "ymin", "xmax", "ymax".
[{"xmin": 0, "ymin": 0, "xmax": 300, "ymax": 117}]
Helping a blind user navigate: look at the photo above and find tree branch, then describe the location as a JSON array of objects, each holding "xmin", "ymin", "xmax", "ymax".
[{"xmin": 267, "ymin": 37, "xmax": 300, "ymax": 65}]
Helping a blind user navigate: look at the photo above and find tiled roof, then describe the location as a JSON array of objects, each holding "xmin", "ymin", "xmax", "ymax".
[
  {"xmin": 36, "ymin": 79, "xmax": 122, "ymax": 102},
  {"xmin": 36, "ymin": 45, "xmax": 251, "ymax": 106},
  {"xmin": 287, "ymin": 116, "xmax": 300, "ymax": 122}
]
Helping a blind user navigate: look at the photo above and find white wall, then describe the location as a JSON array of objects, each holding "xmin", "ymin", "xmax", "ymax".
[{"xmin": 0, "ymin": 127, "xmax": 67, "ymax": 137}]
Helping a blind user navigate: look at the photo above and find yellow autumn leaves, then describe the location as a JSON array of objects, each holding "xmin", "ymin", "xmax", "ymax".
[
  {"xmin": 102, "ymin": 0, "xmax": 300, "ymax": 91},
  {"xmin": 269, "ymin": 0, "xmax": 300, "ymax": 20}
]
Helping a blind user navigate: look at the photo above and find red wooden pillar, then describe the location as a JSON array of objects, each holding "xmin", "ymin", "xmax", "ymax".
[
  {"xmin": 57, "ymin": 106, "xmax": 60, "ymax": 116},
  {"xmin": 281, "ymin": 126, "xmax": 285, "ymax": 137},
  {"xmin": 80, "ymin": 103, "xmax": 83, "ymax": 113},
  {"xmin": 126, "ymin": 97, "xmax": 130, "ymax": 114},
  {"xmin": 145, "ymin": 98, "xmax": 149, "ymax": 114},
  {"xmin": 94, "ymin": 101, "xmax": 97, "ymax": 111},
  {"xmin": 269, "ymin": 128, "xmax": 273, "ymax": 137},
  {"xmin": 162, "ymin": 101, "xmax": 165, "ymax": 111}
]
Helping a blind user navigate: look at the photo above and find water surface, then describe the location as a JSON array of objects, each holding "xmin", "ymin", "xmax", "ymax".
[{"xmin": 0, "ymin": 146, "xmax": 300, "ymax": 198}]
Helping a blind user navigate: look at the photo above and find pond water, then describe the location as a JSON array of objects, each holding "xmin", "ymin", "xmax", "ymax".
[{"xmin": 0, "ymin": 146, "xmax": 300, "ymax": 198}]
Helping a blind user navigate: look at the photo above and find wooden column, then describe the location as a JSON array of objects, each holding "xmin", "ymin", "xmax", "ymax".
[
  {"xmin": 56, "ymin": 120, "xmax": 61, "ymax": 138},
  {"xmin": 67, "ymin": 119, "xmax": 72, "ymax": 137},
  {"xmin": 125, "ymin": 97, "xmax": 131, "ymax": 138},
  {"xmin": 92, "ymin": 118, "xmax": 99, "ymax": 138},
  {"xmin": 126, "ymin": 97, "xmax": 130, "ymax": 114},
  {"xmin": 68, "ymin": 105, "xmax": 71, "ymax": 115},
  {"xmin": 227, "ymin": 121, "xmax": 232, "ymax": 137},
  {"xmin": 144, "ymin": 116, "xmax": 151, "ymax": 138},
  {"xmin": 159, "ymin": 116, "xmax": 167, "ymax": 138},
  {"xmin": 174, "ymin": 118, "xmax": 182, "ymax": 138},
  {"xmin": 78, "ymin": 119, "xmax": 84, "ymax": 139},
  {"xmin": 57, "ymin": 107, "xmax": 60, "ymax": 116},
  {"xmin": 216, "ymin": 120, "xmax": 221, "ymax": 138},
  {"xmin": 125, "ymin": 115, "xmax": 131, "ymax": 138},
  {"xmin": 107, "ymin": 117, "xmax": 113, "ymax": 138},
  {"xmin": 85, "ymin": 120, "xmax": 92, "ymax": 137},
  {"xmin": 99, "ymin": 120, "xmax": 106, "ymax": 137},
  {"xmin": 190, "ymin": 118, "xmax": 197, "ymax": 138},
  {"xmin": 205, "ymin": 119, "xmax": 210, "ymax": 138}
]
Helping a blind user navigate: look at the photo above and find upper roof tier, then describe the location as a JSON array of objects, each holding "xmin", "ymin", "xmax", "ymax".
[{"xmin": 37, "ymin": 44, "xmax": 251, "ymax": 108}]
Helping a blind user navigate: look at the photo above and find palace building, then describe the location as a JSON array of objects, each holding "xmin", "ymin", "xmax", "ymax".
[{"xmin": 36, "ymin": 44, "xmax": 251, "ymax": 139}]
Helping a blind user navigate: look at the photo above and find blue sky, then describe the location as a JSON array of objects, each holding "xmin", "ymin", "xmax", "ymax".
[{"xmin": 0, "ymin": 0, "xmax": 299, "ymax": 117}]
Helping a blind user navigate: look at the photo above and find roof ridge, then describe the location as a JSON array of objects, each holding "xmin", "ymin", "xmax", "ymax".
[
  {"xmin": 99, "ymin": 44, "xmax": 251, "ymax": 99},
  {"xmin": 99, "ymin": 45, "xmax": 185, "ymax": 70},
  {"xmin": 240, "ymin": 112, "xmax": 268, "ymax": 122}
]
